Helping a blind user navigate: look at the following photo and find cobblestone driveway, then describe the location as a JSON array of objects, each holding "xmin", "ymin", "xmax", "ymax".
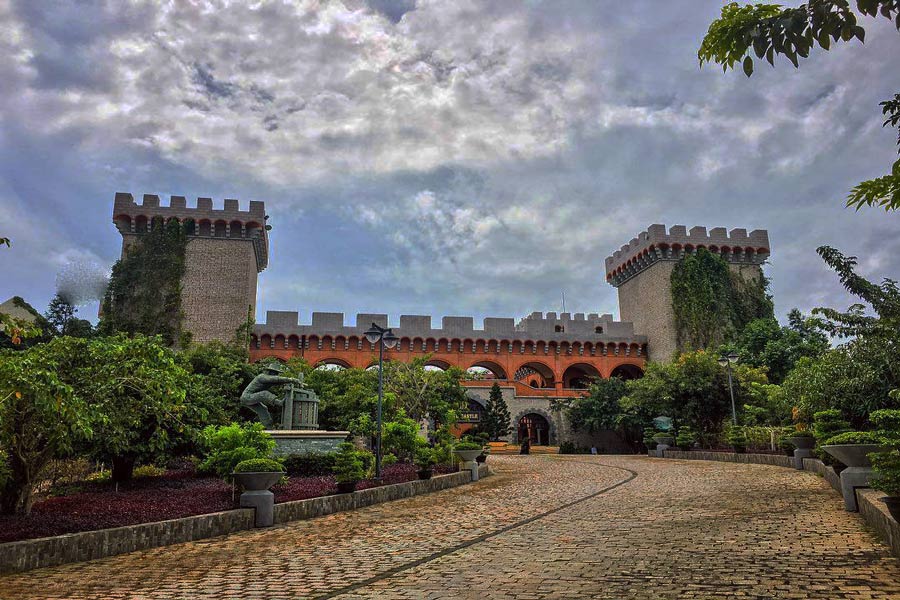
[{"xmin": 2, "ymin": 455, "xmax": 899, "ymax": 600}]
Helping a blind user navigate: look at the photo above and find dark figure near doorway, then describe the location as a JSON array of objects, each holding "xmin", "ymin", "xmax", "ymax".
[{"xmin": 520, "ymin": 438, "xmax": 531, "ymax": 455}]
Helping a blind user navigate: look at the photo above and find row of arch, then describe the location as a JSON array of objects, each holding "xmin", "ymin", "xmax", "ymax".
[
  {"xmin": 608, "ymin": 242, "xmax": 770, "ymax": 279},
  {"xmin": 251, "ymin": 334, "xmax": 646, "ymax": 358},
  {"xmin": 114, "ymin": 214, "xmax": 264, "ymax": 239}
]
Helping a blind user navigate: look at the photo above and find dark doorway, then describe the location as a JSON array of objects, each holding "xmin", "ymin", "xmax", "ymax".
[{"xmin": 518, "ymin": 413, "xmax": 550, "ymax": 445}]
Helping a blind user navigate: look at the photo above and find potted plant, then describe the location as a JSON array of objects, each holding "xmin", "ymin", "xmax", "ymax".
[
  {"xmin": 643, "ymin": 427, "xmax": 658, "ymax": 452},
  {"xmin": 786, "ymin": 429, "xmax": 815, "ymax": 451},
  {"xmin": 453, "ymin": 439, "xmax": 483, "ymax": 463},
  {"xmin": 675, "ymin": 427, "xmax": 697, "ymax": 451},
  {"xmin": 474, "ymin": 432, "xmax": 491, "ymax": 463},
  {"xmin": 652, "ymin": 432, "xmax": 675, "ymax": 447},
  {"xmin": 231, "ymin": 458, "xmax": 285, "ymax": 492},
  {"xmin": 415, "ymin": 446, "xmax": 437, "ymax": 480},
  {"xmin": 332, "ymin": 442, "xmax": 366, "ymax": 493},
  {"xmin": 822, "ymin": 431, "xmax": 886, "ymax": 468},
  {"xmin": 726, "ymin": 425, "xmax": 747, "ymax": 454},
  {"xmin": 870, "ymin": 449, "xmax": 900, "ymax": 520}
]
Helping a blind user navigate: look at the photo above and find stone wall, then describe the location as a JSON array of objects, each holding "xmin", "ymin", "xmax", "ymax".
[
  {"xmin": 618, "ymin": 260, "xmax": 678, "ymax": 362},
  {"xmin": 0, "ymin": 466, "xmax": 490, "ymax": 575}
]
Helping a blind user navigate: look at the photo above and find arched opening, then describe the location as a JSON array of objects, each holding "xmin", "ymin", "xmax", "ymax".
[
  {"xmin": 467, "ymin": 361, "xmax": 507, "ymax": 380},
  {"xmin": 229, "ymin": 220, "xmax": 243, "ymax": 238},
  {"xmin": 274, "ymin": 334, "xmax": 286, "ymax": 349},
  {"xmin": 214, "ymin": 220, "xmax": 227, "ymax": 237},
  {"xmin": 610, "ymin": 364, "xmax": 644, "ymax": 380},
  {"xmin": 246, "ymin": 221, "xmax": 262, "ymax": 238},
  {"xmin": 459, "ymin": 398, "xmax": 486, "ymax": 424},
  {"xmin": 114, "ymin": 214, "xmax": 132, "ymax": 233},
  {"xmin": 198, "ymin": 219, "xmax": 212, "ymax": 236},
  {"xmin": 135, "ymin": 215, "xmax": 149, "ymax": 234},
  {"xmin": 315, "ymin": 358, "xmax": 351, "ymax": 371},
  {"xmin": 514, "ymin": 362, "xmax": 555, "ymax": 388},
  {"xmin": 562, "ymin": 363, "xmax": 601, "ymax": 389},
  {"xmin": 518, "ymin": 413, "xmax": 550, "ymax": 446}
]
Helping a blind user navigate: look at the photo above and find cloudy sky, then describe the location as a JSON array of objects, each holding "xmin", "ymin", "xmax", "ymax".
[{"xmin": 1, "ymin": 0, "xmax": 898, "ymax": 329}]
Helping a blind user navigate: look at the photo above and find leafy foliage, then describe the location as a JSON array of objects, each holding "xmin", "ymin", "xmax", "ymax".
[
  {"xmin": 99, "ymin": 218, "xmax": 190, "ymax": 346},
  {"xmin": 566, "ymin": 377, "xmax": 628, "ymax": 434},
  {"xmin": 233, "ymin": 458, "xmax": 284, "ymax": 473},
  {"xmin": 281, "ymin": 452, "xmax": 337, "ymax": 477},
  {"xmin": 0, "ymin": 338, "xmax": 96, "ymax": 515},
  {"xmin": 44, "ymin": 294, "xmax": 93, "ymax": 339},
  {"xmin": 332, "ymin": 442, "xmax": 366, "ymax": 483},
  {"xmin": 871, "ymin": 449, "xmax": 900, "ymax": 495},
  {"xmin": 198, "ymin": 422, "xmax": 275, "ymax": 479},
  {"xmin": 384, "ymin": 356, "xmax": 468, "ymax": 427},
  {"xmin": 482, "ymin": 383, "xmax": 512, "ymax": 441},
  {"xmin": 676, "ymin": 427, "xmax": 698, "ymax": 450},
  {"xmin": 382, "ymin": 412, "xmax": 420, "ymax": 462},
  {"xmin": 700, "ymin": 2, "xmax": 900, "ymax": 210},
  {"xmin": 823, "ymin": 430, "xmax": 884, "ymax": 444},
  {"xmin": 671, "ymin": 248, "xmax": 773, "ymax": 351}
]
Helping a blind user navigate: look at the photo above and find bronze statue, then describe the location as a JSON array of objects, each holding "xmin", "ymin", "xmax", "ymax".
[{"xmin": 241, "ymin": 362, "xmax": 303, "ymax": 428}]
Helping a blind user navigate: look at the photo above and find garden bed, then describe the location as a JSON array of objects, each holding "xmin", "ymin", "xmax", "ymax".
[{"xmin": 0, "ymin": 463, "xmax": 456, "ymax": 543}]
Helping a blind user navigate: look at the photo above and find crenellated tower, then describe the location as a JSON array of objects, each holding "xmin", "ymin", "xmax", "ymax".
[
  {"xmin": 604, "ymin": 224, "xmax": 770, "ymax": 362},
  {"xmin": 112, "ymin": 192, "xmax": 269, "ymax": 344}
]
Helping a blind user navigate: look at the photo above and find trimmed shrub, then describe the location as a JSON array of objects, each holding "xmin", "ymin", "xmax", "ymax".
[
  {"xmin": 234, "ymin": 458, "xmax": 284, "ymax": 473},
  {"xmin": 871, "ymin": 449, "xmax": 900, "ymax": 496},
  {"xmin": 333, "ymin": 442, "xmax": 366, "ymax": 484},
  {"xmin": 282, "ymin": 453, "xmax": 337, "ymax": 477},
  {"xmin": 675, "ymin": 427, "xmax": 697, "ymax": 451},
  {"xmin": 133, "ymin": 465, "xmax": 167, "ymax": 479},
  {"xmin": 198, "ymin": 422, "xmax": 275, "ymax": 479},
  {"xmin": 559, "ymin": 441, "xmax": 577, "ymax": 454},
  {"xmin": 822, "ymin": 431, "xmax": 884, "ymax": 445},
  {"xmin": 414, "ymin": 447, "xmax": 437, "ymax": 469},
  {"xmin": 454, "ymin": 440, "xmax": 482, "ymax": 451},
  {"xmin": 726, "ymin": 425, "xmax": 747, "ymax": 453}
]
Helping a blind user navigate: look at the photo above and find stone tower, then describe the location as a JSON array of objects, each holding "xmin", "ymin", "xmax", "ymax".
[
  {"xmin": 604, "ymin": 225, "xmax": 770, "ymax": 362},
  {"xmin": 112, "ymin": 192, "xmax": 269, "ymax": 344}
]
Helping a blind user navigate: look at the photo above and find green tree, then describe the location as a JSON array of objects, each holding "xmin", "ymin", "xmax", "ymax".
[
  {"xmin": 73, "ymin": 335, "xmax": 195, "ymax": 481},
  {"xmin": 0, "ymin": 338, "xmax": 96, "ymax": 515},
  {"xmin": 179, "ymin": 341, "xmax": 259, "ymax": 427},
  {"xmin": 384, "ymin": 356, "xmax": 466, "ymax": 427},
  {"xmin": 44, "ymin": 293, "xmax": 94, "ymax": 339},
  {"xmin": 99, "ymin": 217, "xmax": 190, "ymax": 346},
  {"xmin": 382, "ymin": 411, "xmax": 420, "ymax": 461},
  {"xmin": 566, "ymin": 377, "xmax": 628, "ymax": 434},
  {"xmin": 699, "ymin": 2, "xmax": 900, "ymax": 210},
  {"xmin": 671, "ymin": 248, "xmax": 773, "ymax": 351},
  {"xmin": 482, "ymin": 382, "xmax": 512, "ymax": 441},
  {"xmin": 620, "ymin": 350, "xmax": 769, "ymax": 443}
]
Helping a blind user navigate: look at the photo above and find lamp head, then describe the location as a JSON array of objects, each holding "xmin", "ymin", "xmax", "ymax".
[
  {"xmin": 727, "ymin": 352, "xmax": 739, "ymax": 364},
  {"xmin": 382, "ymin": 330, "xmax": 399, "ymax": 349},
  {"xmin": 717, "ymin": 357, "xmax": 729, "ymax": 368},
  {"xmin": 364, "ymin": 323, "xmax": 382, "ymax": 344}
]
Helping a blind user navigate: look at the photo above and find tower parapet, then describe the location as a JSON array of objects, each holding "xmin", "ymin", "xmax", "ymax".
[
  {"xmin": 111, "ymin": 192, "xmax": 268, "ymax": 343},
  {"xmin": 605, "ymin": 224, "xmax": 771, "ymax": 362},
  {"xmin": 604, "ymin": 224, "xmax": 769, "ymax": 288}
]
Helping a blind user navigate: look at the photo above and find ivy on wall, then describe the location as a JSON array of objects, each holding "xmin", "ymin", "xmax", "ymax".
[
  {"xmin": 671, "ymin": 248, "xmax": 773, "ymax": 351},
  {"xmin": 99, "ymin": 217, "xmax": 191, "ymax": 347}
]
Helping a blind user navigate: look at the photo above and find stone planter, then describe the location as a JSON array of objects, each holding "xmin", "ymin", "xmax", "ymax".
[
  {"xmin": 232, "ymin": 471, "xmax": 283, "ymax": 527},
  {"xmin": 475, "ymin": 453, "xmax": 487, "ymax": 464},
  {"xmin": 336, "ymin": 481, "xmax": 357, "ymax": 494},
  {"xmin": 788, "ymin": 436, "xmax": 815, "ymax": 450},
  {"xmin": 454, "ymin": 449, "xmax": 482, "ymax": 481},
  {"xmin": 823, "ymin": 445, "xmax": 885, "ymax": 512},
  {"xmin": 653, "ymin": 436, "xmax": 675, "ymax": 447},
  {"xmin": 882, "ymin": 496, "xmax": 900, "ymax": 522},
  {"xmin": 417, "ymin": 468, "xmax": 433, "ymax": 480},
  {"xmin": 822, "ymin": 444, "xmax": 884, "ymax": 468}
]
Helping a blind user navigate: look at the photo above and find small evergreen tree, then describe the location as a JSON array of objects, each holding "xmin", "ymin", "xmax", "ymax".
[
  {"xmin": 44, "ymin": 293, "xmax": 93, "ymax": 338},
  {"xmin": 483, "ymin": 383, "xmax": 511, "ymax": 441}
]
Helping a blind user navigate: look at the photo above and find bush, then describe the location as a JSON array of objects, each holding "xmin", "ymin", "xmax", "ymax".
[
  {"xmin": 234, "ymin": 458, "xmax": 284, "ymax": 473},
  {"xmin": 813, "ymin": 410, "xmax": 851, "ymax": 465},
  {"xmin": 871, "ymin": 449, "xmax": 900, "ymax": 496},
  {"xmin": 133, "ymin": 465, "xmax": 167, "ymax": 479},
  {"xmin": 823, "ymin": 431, "xmax": 884, "ymax": 445},
  {"xmin": 382, "ymin": 453, "xmax": 398, "ymax": 467},
  {"xmin": 642, "ymin": 428, "xmax": 658, "ymax": 450},
  {"xmin": 675, "ymin": 427, "xmax": 697, "ymax": 451},
  {"xmin": 414, "ymin": 447, "xmax": 437, "ymax": 469},
  {"xmin": 871, "ymin": 409, "xmax": 900, "ymax": 436},
  {"xmin": 282, "ymin": 453, "xmax": 337, "ymax": 477},
  {"xmin": 559, "ymin": 441, "xmax": 577, "ymax": 454},
  {"xmin": 454, "ymin": 440, "xmax": 482, "ymax": 451},
  {"xmin": 333, "ymin": 442, "xmax": 366, "ymax": 484},
  {"xmin": 198, "ymin": 423, "xmax": 275, "ymax": 479},
  {"xmin": 382, "ymin": 415, "xmax": 420, "ymax": 462},
  {"xmin": 726, "ymin": 425, "xmax": 747, "ymax": 453}
]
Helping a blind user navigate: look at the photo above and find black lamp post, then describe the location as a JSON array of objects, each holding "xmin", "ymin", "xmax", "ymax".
[
  {"xmin": 363, "ymin": 322, "xmax": 398, "ymax": 480},
  {"xmin": 718, "ymin": 352, "xmax": 740, "ymax": 425}
]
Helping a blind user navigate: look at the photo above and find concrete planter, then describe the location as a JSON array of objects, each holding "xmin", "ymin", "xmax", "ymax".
[
  {"xmin": 823, "ymin": 444, "xmax": 884, "ymax": 468},
  {"xmin": 454, "ymin": 449, "xmax": 482, "ymax": 462},
  {"xmin": 882, "ymin": 496, "xmax": 900, "ymax": 522},
  {"xmin": 232, "ymin": 471, "xmax": 283, "ymax": 491},
  {"xmin": 654, "ymin": 436, "xmax": 675, "ymax": 447},
  {"xmin": 788, "ymin": 436, "xmax": 815, "ymax": 450}
]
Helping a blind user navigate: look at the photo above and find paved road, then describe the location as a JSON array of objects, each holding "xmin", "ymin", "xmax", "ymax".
[{"xmin": 2, "ymin": 455, "xmax": 899, "ymax": 600}]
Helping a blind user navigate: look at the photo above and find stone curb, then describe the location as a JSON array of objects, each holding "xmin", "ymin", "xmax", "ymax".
[
  {"xmin": 0, "ymin": 465, "xmax": 491, "ymax": 575},
  {"xmin": 660, "ymin": 450, "xmax": 900, "ymax": 559}
]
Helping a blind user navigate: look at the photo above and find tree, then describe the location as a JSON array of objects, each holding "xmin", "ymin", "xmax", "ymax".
[
  {"xmin": 482, "ymin": 383, "xmax": 512, "ymax": 441},
  {"xmin": 566, "ymin": 377, "xmax": 628, "ymax": 434},
  {"xmin": 73, "ymin": 335, "xmax": 194, "ymax": 481},
  {"xmin": 44, "ymin": 293, "xmax": 94, "ymax": 339},
  {"xmin": 725, "ymin": 310, "xmax": 829, "ymax": 383},
  {"xmin": 384, "ymin": 356, "xmax": 466, "ymax": 427},
  {"xmin": 699, "ymin": 1, "xmax": 900, "ymax": 210},
  {"xmin": 0, "ymin": 338, "xmax": 96, "ymax": 515},
  {"xmin": 619, "ymin": 350, "xmax": 769, "ymax": 443},
  {"xmin": 99, "ymin": 217, "xmax": 189, "ymax": 346}
]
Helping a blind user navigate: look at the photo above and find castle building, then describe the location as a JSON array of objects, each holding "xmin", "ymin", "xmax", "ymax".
[{"xmin": 111, "ymin": 194, "xmax": 770, "ymax": 449}]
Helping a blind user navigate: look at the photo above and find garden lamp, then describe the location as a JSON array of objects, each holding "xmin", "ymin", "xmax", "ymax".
[
  {"xmin": 363, "ymin": 322, "xmax": 397, "ymax": 480},
  {"xmin": 719, "ymin": 352, "xmax": 739, "ymax": 425}
]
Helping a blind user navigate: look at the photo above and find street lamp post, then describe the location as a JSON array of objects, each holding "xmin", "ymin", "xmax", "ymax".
[
  {"xmin": 363, "ymin": 322, "xmax": 398, "ymax": 481},
  {"xmin": 718, "ymin": 352, "xmax": 740, "ymax": 425}
]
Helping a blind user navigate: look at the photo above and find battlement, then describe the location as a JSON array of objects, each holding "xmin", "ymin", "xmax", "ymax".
[
  {"xmin": 112, "ymin": 192, "xmax": 268, "ymax": 272},
  {"xmin": 604, "ymin": 224, "xmax": 770, "ymax": 287},
  {"xmin": 254, "ymin": 310, "xmax": 645, "ymax": 343}
]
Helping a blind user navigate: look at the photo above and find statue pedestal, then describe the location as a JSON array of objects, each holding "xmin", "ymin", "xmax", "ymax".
[{"xmin": 267, "ymin": 430, "xmax": 350, "ymax": 456}]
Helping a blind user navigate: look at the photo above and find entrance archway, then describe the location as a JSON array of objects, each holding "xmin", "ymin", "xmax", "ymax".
[
  {"xmin": 518, "ymin": 413, "xmax": 550, "ymax": 446},
  {"xmin": 610, "ymin": 364, "xmax": 644, "ymax": 380}
]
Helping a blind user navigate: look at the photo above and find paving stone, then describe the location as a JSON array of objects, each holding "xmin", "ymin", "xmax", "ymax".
[{"xmin": 1, "ymin": 456, "xmax": 899, "ymax": 599}]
